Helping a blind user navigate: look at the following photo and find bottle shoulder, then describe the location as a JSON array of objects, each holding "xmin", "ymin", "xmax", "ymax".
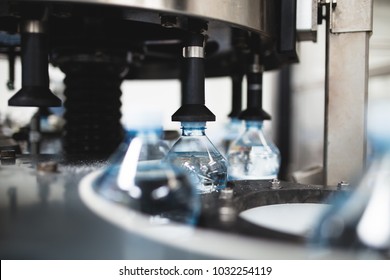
[
  {"xmin": 230, "ymin": 130, "xmax": 279, "ymax": 153},
  {"xmin": 168, "ymin": 135, "xmax": 223, "ymax": 155}
]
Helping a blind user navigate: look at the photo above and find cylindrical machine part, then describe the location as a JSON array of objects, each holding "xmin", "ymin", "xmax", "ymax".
[
  {"xmin": 246, "ymin": 69, "xmax": 263, "ymax": 109},
  {"xmin": 181, "ymin": 34, "xmax": 206, "ymax": 105},
  {"xmin": 22, "ymin": 33, "xmax": 48, "ymax": 87},
  {"xmin": 181, "ymin": 58, "xmax": 205, "ymax": 105},
  {"xmin": 23, "ymin": 20, "xmax": 45, "ymax": 33},
  {"xmin": 172, "ymin": 31, "xmax": 215, "ymax": 122},
  {"xmin": 29, "ymin": 112, "xmax": 41, "ymax": 155},
  {"xmin": 239, "ymin": 53, "xmax": 270, "ymax": 121},
  {"xmin": 7, "ymin": 47, "xmax": 15, "ymax": 90},
  {"xmin": 8, "ymin": 20, "xmax": 62, "ymax": 107},
  {"xmin": 228, "ymin": 74, "xmax": 243, "ymax": 118}
]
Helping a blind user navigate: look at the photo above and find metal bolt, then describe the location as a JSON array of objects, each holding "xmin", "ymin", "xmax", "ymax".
[
  {"xmin": 7, "ymin": 80, "xmax": 15, "ymax": 90},
  {"xmin": 160, "ymin": 15, "xmax": 177, "ymax": 28},
  {"xmin": 0, "ymin": 150, "xmax": 16, "ymax": 159},
  {"xmin": 219, "ymin": 188, "xmax": 234, "ymax": 200},
  {"xmin": 37, "ymin": 161, "xmax": 58, "ymax": 173},
  {"xmin": 23, "ymin": 20, "xmax": 45, "ymax": 34},
  {"xmin": 219, "ymin": 206, "xmax": 236, "ymax": 223},
  {"xmin": 337, "ymin": 181, "xmax": 349, "ymax": 190},
  {"xmin": 271, "ymin": 178, "xmax": 281, "ymax": 189},
  {"xmin": 318, "ymin": 0, "xmax": 337, "ymax": 7}
]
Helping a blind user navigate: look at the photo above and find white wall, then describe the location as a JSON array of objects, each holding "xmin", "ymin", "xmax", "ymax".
[
  {"xmin": 289, "ymin": 25, "xmax": 326, "ymax": 173},
  {"xmin": 120, "ymin": 72, "xmax": 277, "ymax": 140}
]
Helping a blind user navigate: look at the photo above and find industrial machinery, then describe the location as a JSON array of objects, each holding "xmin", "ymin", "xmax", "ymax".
[{"xmin": 0, "ymin": 0, "xmax": 382, "ymax": 259}]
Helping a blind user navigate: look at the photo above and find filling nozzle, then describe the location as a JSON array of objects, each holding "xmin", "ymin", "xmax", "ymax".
[
  {"xmin": 8, "ymin": 19, "xmax": 62, "ymax": 107},
  {"xmin": 239, "ymin": 53, "xmax": 271, "ymax": 121},
  {"xmin": 172, "ymin": 27, "xmax": 215, "ymax": 123}
]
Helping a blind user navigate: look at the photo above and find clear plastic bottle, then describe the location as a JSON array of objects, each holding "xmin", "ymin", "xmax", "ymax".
[
  {"xmin": 219, "ymin": 117, "xmax": 243, "ymax": 155},
  {"xmin": 219, "ymin": 73, "xmax": 244, "ymax": 155},
  {"xmin": 309, "ymin": 100, "xmax": 390, "ymax": 257},
  {"xmin": 93, "ymin": 112, "xmax": 200, "ymax": 225},
  {"xmin": 166, "ymin": 121, "xmax": 228, "ymax": 194},
  {"xmin": 227, "ymin": 120, "xmax": 280, "ymax": 180}
]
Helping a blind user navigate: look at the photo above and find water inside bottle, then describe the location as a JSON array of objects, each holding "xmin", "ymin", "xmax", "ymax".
[
  {"xmin": 166, "ymin": 151, "xmax": 227, "ymax": 193},
  {"xmin": 228, "ymin": 145, "xmax": 279, "ymax": 180}
]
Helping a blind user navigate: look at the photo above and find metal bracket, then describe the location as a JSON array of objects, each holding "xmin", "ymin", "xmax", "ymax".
[
  {"xmin": 317, "ymin": 0, "xmax": 337, "ymax": 29},
  {"xmin": 318, "ymin": 0, "xmax": 373, "ymax": 34}
]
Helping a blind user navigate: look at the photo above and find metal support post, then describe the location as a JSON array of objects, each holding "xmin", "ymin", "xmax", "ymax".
[{"xmin": 323, "ymin": 0, "xmax": 373, "ymax": 186}]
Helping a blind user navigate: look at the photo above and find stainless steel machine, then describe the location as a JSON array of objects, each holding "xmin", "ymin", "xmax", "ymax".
[{"xmin": 0, "ymin": 0, "xmax": 381, "ymax": 259}]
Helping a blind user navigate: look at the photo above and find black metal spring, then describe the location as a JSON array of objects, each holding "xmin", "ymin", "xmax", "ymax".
[{"xmin": 62, "ymin": 62, "xmax": 124, "ymax": 158}]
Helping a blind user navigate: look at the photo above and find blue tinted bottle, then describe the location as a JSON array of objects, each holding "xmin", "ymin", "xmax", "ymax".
[{"xmin": 94, "ymin": 111, "xmax": 200, "ymax": 225}]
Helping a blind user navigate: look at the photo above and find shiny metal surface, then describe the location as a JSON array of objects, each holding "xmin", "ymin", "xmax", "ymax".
[
  {"xmin": 22, "ymin": 20, "xmax": 45, "ymax": 34},
  {"xmin": 183, "ymin": 46, "xmax": 204, "ymax": 58},
  {"xmin": 0, "ymin": 159, "xmax": 210, "ymax": 259},
  {"xmin": 324, "ymin": 0, "xmax": 372, "ymax": 186},
  {"xmin": 331, "ymin": 0, "xmax": 373, "ymax": 33},
  {"xmin": 325, "ymin": 32, "xmax": 369, "ymax": 186},
  {"xmin": 15, "ymin": 0, "xmax": 270, "ymax": 34},
  {"xmin": 0, "ymin": 155, "xmax": 371, "ymax": 259}
]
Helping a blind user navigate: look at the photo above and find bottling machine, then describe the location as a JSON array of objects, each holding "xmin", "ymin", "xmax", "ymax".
[{"xmin": 0, "ymin": 0, "xmax": 382, "ymax": 259}]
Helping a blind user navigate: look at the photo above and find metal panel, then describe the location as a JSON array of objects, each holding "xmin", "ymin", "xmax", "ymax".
[
  {"xmin": 331, "ymin": 0, "xmax": 373, "ymax": 33},
  {"xmin": 324, "ymin": 0, "xmax": 373, "ymax": 187},
  {"xmin": 325, "ymin": 31, "xmax": 369, "ymax": 186},
  {"xmin": 13, "ymin": 0, "xmax": 270, "ymax": 34}
]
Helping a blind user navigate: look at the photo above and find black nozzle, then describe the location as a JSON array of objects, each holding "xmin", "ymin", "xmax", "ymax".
[
  {"xmin": 172, "ymin": 31, "xmax": 215, "ymax": 122},
  {"xmin": 7, "ymin": 47, "xmax": 16, "ymax": 90},
  {"xmin": 8, "ymin": 21, "xmax": 61, "ymax": 107},
  {"xmin": 8, "ymin": 87, "xmax": 61, "ymax": 107},
  {"xmin": 172, "ymin": 104, "xmax": 215, "ymax": 122},
  {"xmin": 239, "ymin": 54, "xmax": 270, "ymax": 121},
  {"xmin": 239, "ymin": 107, "xmax": 271, "ymax": 121},
  {"xmin": 228, "ymin": 74, "xmax": 243, "ymax": 118}
]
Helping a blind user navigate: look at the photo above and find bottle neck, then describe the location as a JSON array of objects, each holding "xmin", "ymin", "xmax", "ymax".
[
  {"xmin": 245, "ymin": 120, "xmax": 264, "ymax": 130},
  {"xmin": 181, "ymin": 122, "xmax": 206, "ymax": 136},
  {"xmin": 230, "ymin": 117, "xmax": 241, "ymax": 125}
]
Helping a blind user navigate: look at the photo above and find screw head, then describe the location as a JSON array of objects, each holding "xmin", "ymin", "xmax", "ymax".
[
  {"xmin": 219, "ymin": 188, "xmax": 234, "ymax": 200},
  {"xmin": 337, "ymin": 181, "xmax": 349, "ymax": 189},
  {"xmin": 271, "ymin": 178, "xmax": 281, "ymax": 189},
  {"xmin": 160, "ymin": 15, "xmax": 177, "ymax": 28},
  {"xmin": 37, "ymin": 161, "xmax": 58, "ymax": 173}
]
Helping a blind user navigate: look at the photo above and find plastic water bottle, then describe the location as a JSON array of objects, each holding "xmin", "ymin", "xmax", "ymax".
[
  {"xmin": 93, "ymin": 110, "xmax": 200, "ymax": 225},
  {"xmin": 227, "ymin": 120, "xmax": 280, "ymax": 180},
  {"xmin": 309, "ymin": 99, "xmax": 390, "ymax": 257},
  {"xmin": 218, "ymin": 73, "xmax": 244, "ymax": 155},
  {"xmin": 166, "ymin": 121, "xmax": 227, "ymax": 194},
  {"xmin": 219, "ymin": 117, "xmax": 243, "ymax": 155}
]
